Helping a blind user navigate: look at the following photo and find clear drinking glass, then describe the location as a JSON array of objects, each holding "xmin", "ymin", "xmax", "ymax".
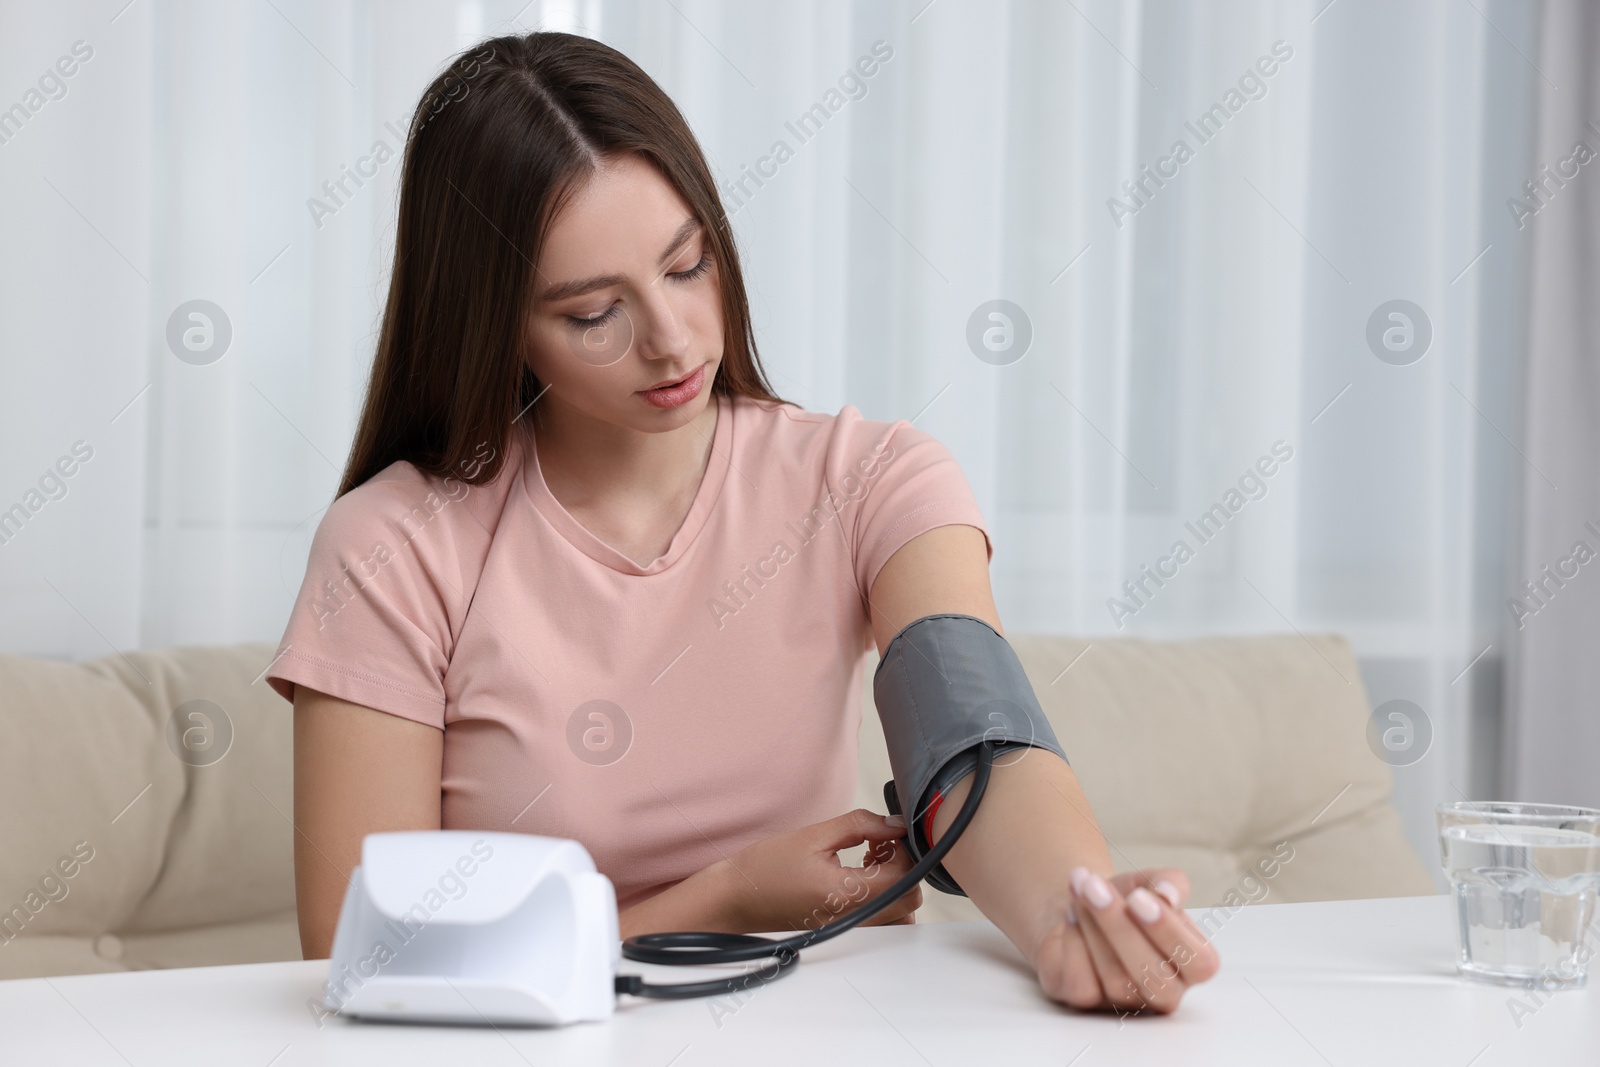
[{"xmin": 1435, "ymin": 802, "xmax": 1600, "ymax": 989}]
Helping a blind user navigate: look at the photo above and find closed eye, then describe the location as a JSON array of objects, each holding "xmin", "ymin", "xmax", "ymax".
[
  {"xmin": 670, "ymin": 251, "xmax": 712, "ymax": 283},
  {"xmin": 567, "ymin": 305, "xmax": 623, "ymax": 329},
  {"xmin": 564, "ymin": 252, "xmax": 713, "ymax": 330}
]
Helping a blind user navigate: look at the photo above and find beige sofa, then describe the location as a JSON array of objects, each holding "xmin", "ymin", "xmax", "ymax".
[{"xmin": 0, "ymin": 633, "xmax": 1433, "ymax": 978}]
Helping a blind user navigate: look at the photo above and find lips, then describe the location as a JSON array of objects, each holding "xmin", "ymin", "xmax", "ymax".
[
  {"xmin": 645, "ymin": 368, "xmax": 697, "ymax": 391},
  {"xmin": 639, "ymin": 364, "xmax": 706, "ymax": 409}
]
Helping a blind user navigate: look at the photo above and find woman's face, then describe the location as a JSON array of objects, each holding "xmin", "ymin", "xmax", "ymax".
[{"xmin": 525, "ymin": 153, "xmax": 724, "ymax": 434}]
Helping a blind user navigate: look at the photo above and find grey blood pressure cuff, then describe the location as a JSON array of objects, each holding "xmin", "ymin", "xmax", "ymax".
[{"xmin": 873, "ymin": 613, "xmax": 1069, "ymax": 896}]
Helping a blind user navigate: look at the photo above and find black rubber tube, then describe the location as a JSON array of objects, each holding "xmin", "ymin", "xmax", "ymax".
[{"xmin": 615, "ymin": 740, "xmax": 997, "ymax": 999}]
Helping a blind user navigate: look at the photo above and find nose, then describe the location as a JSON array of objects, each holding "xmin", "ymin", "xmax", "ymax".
[{"xmin": 632, "ymin": 277, "xmax": 691, "ymax": 364}]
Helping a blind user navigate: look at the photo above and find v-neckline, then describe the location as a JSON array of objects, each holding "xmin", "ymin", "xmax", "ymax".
[{"xmin": 520, "ymin": 392, "xmax": 732, "ymax": 576}]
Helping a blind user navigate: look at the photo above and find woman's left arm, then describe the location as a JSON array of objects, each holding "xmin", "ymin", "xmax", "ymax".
[{"xmin": 867, "ymin": 524, "xmax": 1220, "ymax": 1014}]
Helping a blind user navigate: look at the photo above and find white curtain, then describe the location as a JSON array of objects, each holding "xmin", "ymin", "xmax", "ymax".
[
  {"xmin": 0, "ymin": 0, "xmax": 1551, "ymax": 867},
  {"xmin": 1504, "ymin": 0, "xmax": 1600, "ymax": 811}
]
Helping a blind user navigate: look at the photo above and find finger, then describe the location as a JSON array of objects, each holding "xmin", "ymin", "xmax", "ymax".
[
  {"xmin": 1154, "ymin": 871, "xmax": 1189, "ymax": 907},
  {"xmin": 812, "ymin": 809, "xmax": 907, "ymax": 851},
  {"xmin": 854, "ymin": 812, "xmax": 910, "ymax": 843},
  {"xmin": 860, "ymin": 903, "xmax": 916, "ymax": 926},
  {"xmin": 1110, "ymin": 868, "xmax": 1189, "ymax": 908},
  {"xmin": 859, "ymin": 885, "xmax": 921, "ymax": 925},
  {"xmin": 843, "ymin": 867, "xmax": 920, "ymax": 925},
  {"xmin": 1121, "ymin": 886, "xmax": 1220, "ymax": 988},
  {"xmin": 1070, "ymin": 876, "xmax": 1146, "ymax": 1014},
  {"xmin": 1163, "ymin": 898, "xmax": 1211, "ymax": 949},
  {"xmin": 853, "ymin": 848, "xmax": 922, "ymax": 921},
  {"xmin": 1032, "ymin": 906, "xmax": 1104, "ymax": 1010},
  {"xmin": 863, "ymin": 837, "xmax": 900, "ymax": 868},
  {"xmin": 861, "ymin": 836, "xmax": 914, "ymax": 878},
  {"xmin": 830, "ymin": 832, "xmax": 918, "ymax": 923},
  {"xmin": 859, "ymin": 852, "xmax": 918, "ymax": 905},
  {"xmin": 1072, "ymin": 869, "xmax": 1188, "ymax": 1014},
  {"xmin": 827, "ymin": 847, "xmax": 915, "ymax": 920},
  {"xmin": 1107, "ymin": 869, "xmax": 1206, "ymax": 945}
]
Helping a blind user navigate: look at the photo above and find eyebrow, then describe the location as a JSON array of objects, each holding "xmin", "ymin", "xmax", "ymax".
[{"xmin": 538, "ymin": 216, "xmax": 703, "ymax": 303}]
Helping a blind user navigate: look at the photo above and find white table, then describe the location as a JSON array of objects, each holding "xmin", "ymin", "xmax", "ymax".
[{"xmin": 0, "ymin": 895, "xmax": 1592, "ymax": 1065}]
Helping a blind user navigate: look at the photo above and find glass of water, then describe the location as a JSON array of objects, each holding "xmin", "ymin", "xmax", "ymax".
[{"xmin": 1436, "ymin": 802, "xmax": 1600, "ymax": 989}]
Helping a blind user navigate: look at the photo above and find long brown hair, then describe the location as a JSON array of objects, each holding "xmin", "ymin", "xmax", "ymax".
[{"xmin": 337, "ymin": 31, "xmax": 789, "ymax": 498}]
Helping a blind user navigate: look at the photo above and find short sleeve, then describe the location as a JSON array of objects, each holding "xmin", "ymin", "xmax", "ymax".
[
  {"xmin": 266, "ymin": 472, "xmax": 466, "ymax": 730},
  {"xmin": 836, "ymin": 409, "xmax": 991, "ymax": 596}
]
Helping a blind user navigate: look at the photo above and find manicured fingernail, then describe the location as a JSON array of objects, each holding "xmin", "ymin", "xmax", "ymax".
[
  {"xmin": 1069, "ymin": 866, "xmax": 1091, "ymax": 897},
  {"xmin": 1128, "ymin": 887, "xmax": 1162, "ymax": 924},
  {"xmin": 885, "ymin": 814, "xmax": 905, "ymax": 828},
  {"xmin": 1156, "ymin": 880, "xmax": 1181, "ymax": 909},
  {"xmin": 1073, "ymin": 870, "xmax": 1113, "ymax": 909}
]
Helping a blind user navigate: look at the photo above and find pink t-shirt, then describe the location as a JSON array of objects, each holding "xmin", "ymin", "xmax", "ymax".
[{"xmin": 266, "ymin": 392, "xmax": 990, "ymax": 908}]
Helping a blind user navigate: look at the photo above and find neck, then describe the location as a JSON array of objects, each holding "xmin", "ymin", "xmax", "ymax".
[{"xmin": 528, "ymin": 392, "xmax": 719, "ymax": 509}]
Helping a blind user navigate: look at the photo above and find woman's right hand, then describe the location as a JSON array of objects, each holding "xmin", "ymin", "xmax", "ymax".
[{"xmin": 713, "ymin": 808, "xmax": 923, "ymax": 933}]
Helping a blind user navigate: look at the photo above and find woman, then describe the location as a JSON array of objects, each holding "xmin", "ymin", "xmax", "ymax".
[{"xmin": 267, "ymin": 30, "xmax": 1218, "ymax": 1015}]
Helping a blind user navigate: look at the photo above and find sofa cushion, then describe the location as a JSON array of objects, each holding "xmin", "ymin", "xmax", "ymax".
[
  {"xmin": 0, "ymin": 640, "xmax": 293, "ymax": 978},
  {"xmin": 0, "ymin": 653, "xmax": 180, "ymax": 950},
  {"xmin": 90, "ymin": 643, "xmax": 294, "ymax": 935},
  {"xmin": 0, "ymin": 912, "xmax": 302, "ymax": 980}
]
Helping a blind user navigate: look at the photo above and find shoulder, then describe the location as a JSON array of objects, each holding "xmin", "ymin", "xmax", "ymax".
[
  {"xmin": 312, "ymin": 435, "xmax": 522, "ymax": 574},
  {"xmin": 732, "ymin": 394, "xmax": 944, "ymax": 469},
  {"xmin": 729, "ymin": 394, "xmax": 973, "ymax": 557}
]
